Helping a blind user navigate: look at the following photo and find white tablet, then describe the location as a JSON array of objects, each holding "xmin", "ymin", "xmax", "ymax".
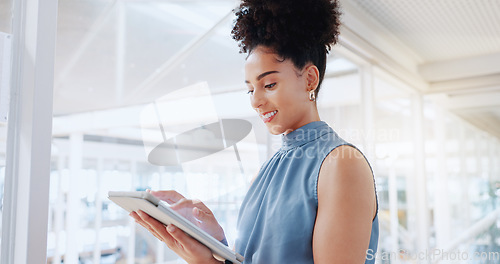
[{"xmin": 108, "ymin": 191, "xmax": 244, "ymax": 264}]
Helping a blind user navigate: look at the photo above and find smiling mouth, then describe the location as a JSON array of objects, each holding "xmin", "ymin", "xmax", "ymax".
[{"xmin": 260, "ymin": 110, "xmax": 277, "ymax": 123}]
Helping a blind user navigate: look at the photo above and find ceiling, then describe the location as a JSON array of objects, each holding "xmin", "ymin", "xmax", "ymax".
[
  {"xmin": 342, "ymin": 0, "xmax": 500, "ymax": 138},
  {"xmin": 1, "ymin": 0, "xmax": 500, "ymax": 139},
  {"xmin": 351, "ymin": 0, "xmax": 500, "ymax": 62}
]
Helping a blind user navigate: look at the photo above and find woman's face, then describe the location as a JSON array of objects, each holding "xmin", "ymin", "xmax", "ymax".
[{"xmin": 244, "ymin": 46, "xmax": 319, "ymax": 135}]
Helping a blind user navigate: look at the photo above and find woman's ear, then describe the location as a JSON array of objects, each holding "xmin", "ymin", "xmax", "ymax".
[{"xmin": 305, "ymin": 64, "xmax": 320, "ymax": 92}]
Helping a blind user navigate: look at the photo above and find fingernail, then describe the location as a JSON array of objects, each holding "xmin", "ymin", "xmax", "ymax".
[
  {"xmin": 193, "ymin": 207, "xmax": 200, "ymax": 216},
  {"xmin": 167, "ymin": 225, "xmax": 175, "ymax": 233}
]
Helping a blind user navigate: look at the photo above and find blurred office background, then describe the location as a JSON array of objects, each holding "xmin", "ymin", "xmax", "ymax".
[{"xmin": 1, "ymin": 0, "xmax": 500, "ymax": 263}]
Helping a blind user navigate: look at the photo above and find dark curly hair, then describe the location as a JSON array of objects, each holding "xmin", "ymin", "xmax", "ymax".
[{"xmin": 231, "ymin": 0, "xmax": 341, "ymax": 97}]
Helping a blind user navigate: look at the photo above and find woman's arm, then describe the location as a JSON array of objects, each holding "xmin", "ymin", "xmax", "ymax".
[{"xmin": 313, "ymin": 145, "xmax": 377, "ymax": 264}]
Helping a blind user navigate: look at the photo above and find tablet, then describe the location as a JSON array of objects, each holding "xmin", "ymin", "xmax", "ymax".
[{"xmin": 108, "ymin": 191, "xmax": 244, "ymax": 264}]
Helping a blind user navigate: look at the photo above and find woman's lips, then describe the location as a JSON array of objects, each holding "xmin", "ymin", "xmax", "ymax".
[{"xmin": 260, "ymin": 110, "xmax": 277, "ymax": 123}]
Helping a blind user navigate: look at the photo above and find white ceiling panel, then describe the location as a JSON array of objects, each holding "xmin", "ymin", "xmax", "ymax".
[{"xmin": 350, "ymin": 0, "xmax": 500, "ymax": 62}]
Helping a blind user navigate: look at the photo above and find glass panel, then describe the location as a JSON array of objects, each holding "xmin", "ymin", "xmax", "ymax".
[
  {"xmin": 54, "ymin": 0, "xmax": 236, "ymax": 115},
  {"xmin": 424, "ymin": 101, "xmax": 500, "ymax": 262},
  {"xmin": 0, "ymin": 0, "xmax": 13, "ymax": 255},
  {"xmin": 317, "ymin": 56, "xmax": 363, "ymax": 146},
  {"xmin": 0, "ymin": 0, "xmax": 12, "ymax": 33},
  {"xmin": 371, "ymin": 70, "xmax": 415, "ymax": 260},
  {"xmin": 50, "ymin": 1, "xmax": 259, "ymax": 263}
]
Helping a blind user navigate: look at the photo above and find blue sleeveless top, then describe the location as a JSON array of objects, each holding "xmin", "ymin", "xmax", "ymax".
[{"xmin": 235, "ymin": 121, "xmax": 378, "ymax": 263}]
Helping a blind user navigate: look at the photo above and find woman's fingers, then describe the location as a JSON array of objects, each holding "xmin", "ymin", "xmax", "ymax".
[
  {"xmin": 169, "ymin": 198, "xmax": 211, "ymax": 216},
  {"xmin": 134, "ymin": 211, "xmax": 213, "ymax": 259},
  {"xmin": 168, "ymin": 199, "xmax": 225, "ymax": 242},
  {"xmin": 169, "ymin": 198, "xmax": 191, "ymax": 210},
  {"xmin": 191, "ymin": 199, "xmax": 214, "ymax": 214},
  {"xmin": 166, "ymin": 225, "xmax": 194, "ymax": 251},
  {"xmin": 193, "ymin": 207, "xmax": 210, "ymax": 222},
  {"xmin": 172, "ymin": 199, "xmax": 214, "ymax": 219},
  {"xmin": 134, "ymin": 211, "xmax": 180, "ymax": 247},
  {"xmin": 131, "ymin": 211, "xmax": 164, "ymax": 241},
  {"xmin": 148, "ymin": 189, "xmax": 185, "ymax": 205},
  {"xmin": 127, "ymin": 190, "xmax": 226, "ymax": 263},
  {"xmin": 166, "ymin": 224, "xmax": 211, "ymax": 256}
]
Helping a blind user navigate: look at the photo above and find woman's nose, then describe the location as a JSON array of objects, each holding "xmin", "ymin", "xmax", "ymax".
[{"xmin": 250, "ymin": 88, "xmax": 265, "ymax": 110}]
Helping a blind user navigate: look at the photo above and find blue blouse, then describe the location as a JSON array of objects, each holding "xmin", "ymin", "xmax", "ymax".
[{"xmin": 235, "ymin": 121, "xmax": 379, "ymax": 263}]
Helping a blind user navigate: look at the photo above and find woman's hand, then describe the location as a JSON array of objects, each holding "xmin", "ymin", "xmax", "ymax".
[{"xmin": 129, "ymin": 190, "xmax": 225, "ymax": 264}]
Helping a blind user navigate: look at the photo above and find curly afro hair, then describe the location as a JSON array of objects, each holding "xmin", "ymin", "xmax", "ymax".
[{"xmin": 231, "ymin": 0, "xmax": 342, "ymax": 97}]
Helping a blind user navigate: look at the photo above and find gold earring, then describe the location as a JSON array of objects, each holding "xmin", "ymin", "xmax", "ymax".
[{"xmin": 309, "ymin": 90, "xmax": 316, "ymax": 102}]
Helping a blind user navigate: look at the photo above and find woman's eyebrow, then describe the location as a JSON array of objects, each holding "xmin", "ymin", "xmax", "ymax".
[{"xmin": 245, "ymin": 71, "xmax": 280, "ymax": 83}]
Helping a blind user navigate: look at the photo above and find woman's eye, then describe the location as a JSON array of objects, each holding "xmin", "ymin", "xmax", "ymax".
[
  {"xmin": 247, "ymin": 90, "xmax": 254, "ymax": 95},
  {"xmin": 265, "ymin": 83, "xmax": 276, "ymax": 89}
]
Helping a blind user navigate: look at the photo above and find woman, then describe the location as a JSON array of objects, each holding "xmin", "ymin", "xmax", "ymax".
[{"xmin": 131, "ymin": 0, "xmax": 379, "ymax": 263}]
